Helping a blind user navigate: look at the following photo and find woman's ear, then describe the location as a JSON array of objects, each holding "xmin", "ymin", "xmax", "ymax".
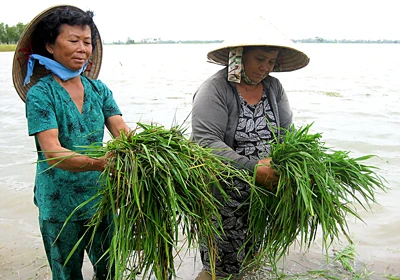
[{"xmin": 45, "ymin": 43, "xmax": 54, "ymax": 55}]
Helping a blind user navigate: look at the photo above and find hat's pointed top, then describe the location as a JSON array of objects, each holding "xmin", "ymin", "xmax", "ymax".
[{"xmin": 207, "ymin": 18, "xmax": 310, "ymax": 72}]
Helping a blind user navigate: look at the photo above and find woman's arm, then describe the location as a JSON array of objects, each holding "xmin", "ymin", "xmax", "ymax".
[
  {"xmin": 192, "ymin": 76, "xmax": 258, "ymax": 172},
  {"xmin": 36, "ymin": 128, "xmax": 106, "ymax": 172},
  {"xmin": 36, "ymin": 116, "xmax": 130, "ymax": 172},
  {"xmin": 105, "ymin": 115, "xmax": 130, "ymax": 137},
  {"xmin": 275, "ymin": 78, "xmax": 293, "ymax": 131}
]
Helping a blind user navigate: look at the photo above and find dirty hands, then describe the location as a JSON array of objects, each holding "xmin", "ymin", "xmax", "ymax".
[{"xmin": 255, "ymin": 158, "xmax": 280, "ymax": 190}]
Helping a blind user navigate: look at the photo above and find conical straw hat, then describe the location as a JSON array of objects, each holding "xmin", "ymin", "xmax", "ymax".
[
  {"xmin": 207, "ymin": 17, "xmax": 310, "ymax": 72},
  {"xmin": 12, "ymin": 5, "xmax": 103, "ymax": 103}
]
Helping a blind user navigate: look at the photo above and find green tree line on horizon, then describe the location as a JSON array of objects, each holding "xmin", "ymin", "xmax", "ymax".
[
  {"xmin": 293, "ymin": 37, "xmax": 400, "ymax": 44},
  {"xmin": 1, "ymin": 21, "xmax": 399, "ymax": 45},
  {"xmin": 0, "ymin": 22, "xmax": 28, "ymax": 44}
]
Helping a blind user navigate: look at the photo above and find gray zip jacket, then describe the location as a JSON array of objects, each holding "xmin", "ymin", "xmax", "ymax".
[{"xmin": 191, "ymin": 67, "xmax": 293, "ymax": 174}]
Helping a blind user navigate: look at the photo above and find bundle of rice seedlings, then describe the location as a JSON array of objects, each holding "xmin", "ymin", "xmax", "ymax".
[
  {"xmin": 64, "ymin": 122, "xmax": 253, "ymax": 280},
  {"xmin": 246, "ymin": 123, "xmax": 387, "ymax": 271}
]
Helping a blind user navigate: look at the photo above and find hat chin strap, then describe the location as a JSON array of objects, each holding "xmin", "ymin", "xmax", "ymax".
[
  {"xmin": 241, "ymin": 68, "xmax": 266, "ymax": 85},
  {"xmin": 226, "ymin": 47, "xmax": 268, "ymax": 84}
]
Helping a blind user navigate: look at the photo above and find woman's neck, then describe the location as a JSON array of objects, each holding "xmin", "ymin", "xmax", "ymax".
[
  {"xmin": 240, "ymin": 81, "xmax": 260, "ymax": 91},
  {"xmin": 237, "ymin": 82, "xmax": 263, "ymax": 105},
  {"xmin": 53, "ymin": 74, "xmax": 81, "ymax": 85}
]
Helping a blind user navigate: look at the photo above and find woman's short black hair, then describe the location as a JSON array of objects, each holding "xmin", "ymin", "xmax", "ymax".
[{"xmin": 32, "ymin": 7, "xmax": 98, "ymax": 58}]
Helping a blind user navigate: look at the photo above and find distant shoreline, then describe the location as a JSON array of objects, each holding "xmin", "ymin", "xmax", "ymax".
[
  {"xmin": 2, "ymin": 40, "xmax": 399, "ymax": 52},
  {"xmin": 108, "ymin": 39, "xmax": 400, "ymax": 45},
  {"xmin": 293, "ymin": 38, "xmax": 400, "ymax": 44}
]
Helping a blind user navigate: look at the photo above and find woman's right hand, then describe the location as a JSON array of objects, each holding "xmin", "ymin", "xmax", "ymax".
[
  {"xmin": 255, "ymin": 158, "xmax": 279, "ymax": 190},
  {"xmin": 90, "ymin": 157, "xmax": 107, "ymax": 171}
]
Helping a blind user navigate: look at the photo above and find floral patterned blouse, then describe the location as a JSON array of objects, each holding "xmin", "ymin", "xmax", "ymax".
[
  {"xmin": 26, "ymin": 75, "xmax": 122, "ymax": 222},
  {"xmin": 234, "ymin": 87, "xmax": 277, "ymax": 161}
]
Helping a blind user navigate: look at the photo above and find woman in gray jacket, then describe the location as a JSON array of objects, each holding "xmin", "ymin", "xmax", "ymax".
[{"xmin": 191, "ymin": 21, "xmax": 310, "ymax": 277}]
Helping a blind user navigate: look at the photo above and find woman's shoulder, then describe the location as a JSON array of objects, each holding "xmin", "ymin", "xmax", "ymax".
[
  {"xmin": 26, "ymin": 75, "xmax": 57, "ymax": 98},
  {"xmin": 30, "ymin": 74, "xmax": 55, "ymax": 88},
  {"xmin": 199, "ymin": 67, "xmax": 230, "ymax": 91},
  {"xmin": 81, "ymin": 76, "xmax": 110, "ymax": 93},
  {"xmin": 206, "ymin": 67, "xmax": 227, "ymax": 82},
  {"xmin": 81, "ymin": 76, "xmax": 105, "ymax": 88},
  {"xmin": 263, "ymin": 75, "xmax": 284, "ymax": 92},
  {"xmin": 264, "ymin": 75, "xmax": 282, "ymax": 85}
]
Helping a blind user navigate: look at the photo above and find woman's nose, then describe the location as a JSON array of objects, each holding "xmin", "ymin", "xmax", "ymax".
[
  {"xmin": 77, "ymin": 41, "xmax": 86, "ymax": 51},
  {"xmin": 260, "ymin": 63, "xmax": 270, "ymax": 72}
]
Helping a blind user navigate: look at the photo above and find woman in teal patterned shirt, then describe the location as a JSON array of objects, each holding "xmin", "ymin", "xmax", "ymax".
[{"xmin": 13, "ymin": 5, "xmax": 130, "ymax": 280}]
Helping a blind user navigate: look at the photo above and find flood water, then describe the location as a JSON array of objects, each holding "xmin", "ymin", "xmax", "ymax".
[{"xmin": 0, "ymin": 43, "xmax": 399, "ymax": 279}]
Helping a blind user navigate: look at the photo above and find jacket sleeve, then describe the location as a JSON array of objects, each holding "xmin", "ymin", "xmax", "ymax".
[
  {"xmin": 273, "ymin": 78, "xmax": 293, "ymax": 133},
  {"xmin": 191, "ymin": 77, "xmax": 258, "ymax": 172}
]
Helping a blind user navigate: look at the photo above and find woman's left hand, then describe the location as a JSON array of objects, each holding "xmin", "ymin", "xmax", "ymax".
[{"xmin": 255, "ymin": 158, "xmax": 279, "ymax": 190}]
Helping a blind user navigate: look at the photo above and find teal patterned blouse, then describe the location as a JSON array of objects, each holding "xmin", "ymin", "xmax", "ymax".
[{"xmin": 25, "ymin": 75, "xmax": 122, "ymax": 222}]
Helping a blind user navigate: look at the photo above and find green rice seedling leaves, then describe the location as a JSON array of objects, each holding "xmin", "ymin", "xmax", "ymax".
[
  {"xmin": 50, "ymin": 121, "xmax": 387, "ymax": 279},
  {"xmin": 61, "ymin": 122, "xmax": 254, "ymax": 280},
  {"xmin": 333, "ymin": 244, "xmax": 357, "ymax": 273},
  {"xmin": 246, "ymin": 123, "xmax": 388, "ymax": 272},
  {"xmin": 383, "ymin": 274, "xmax": 400, "ymax": 280}
]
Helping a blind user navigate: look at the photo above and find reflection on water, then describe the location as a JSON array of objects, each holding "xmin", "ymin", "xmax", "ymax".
[{"xmin": 1, "ymin": 43, "xmax": 400, "ymax": 279}]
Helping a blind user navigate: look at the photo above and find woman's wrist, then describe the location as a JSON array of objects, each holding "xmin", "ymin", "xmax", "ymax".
[{"xmin": 89, "ymin": 157, "xmax": 105, "ymax": 171}]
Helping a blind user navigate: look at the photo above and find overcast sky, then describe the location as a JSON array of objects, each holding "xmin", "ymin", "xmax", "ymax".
[{"xmin": 1, "ymin": 0, "xmax": 399, "ymax": 42}]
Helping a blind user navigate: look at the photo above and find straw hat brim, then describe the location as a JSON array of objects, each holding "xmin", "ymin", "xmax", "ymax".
[
  {"xmin": 207, "ymin": 43, "xmax": 310, "ymax": 72},
  {"xmin": 12, "ymin": 5, "xmax": 103, "ymax": 103},
  {"xmin": 206, "ymin": 18, "xmax": 310, "ymax": 72}
]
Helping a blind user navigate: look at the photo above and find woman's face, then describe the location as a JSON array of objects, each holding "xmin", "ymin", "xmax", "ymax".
[
  {"xmin": 46, "ymin": 24, "xmax": 92, "ymax": 71},
  {"xmin": 242, "ymin": 48, "xmax": 279, "ymax": 83}
]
